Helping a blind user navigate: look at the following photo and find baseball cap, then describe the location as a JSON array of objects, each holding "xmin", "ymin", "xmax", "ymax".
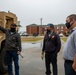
[
  {"xmin": 11, "ymin": 23, "xmax": 17, "ymax": 27},
  {"xmin": 47, "ymin": 23, "xmax": 54, "ymax": 28}
]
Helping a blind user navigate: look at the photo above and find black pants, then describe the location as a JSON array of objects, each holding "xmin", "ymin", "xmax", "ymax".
[
  {"xmin": 45, "ymin": 52, "xmax": 58, "ymax": 75},
  {"xmin": 64, "ymin": 60, "xmax": 76, "ymax": 75}
]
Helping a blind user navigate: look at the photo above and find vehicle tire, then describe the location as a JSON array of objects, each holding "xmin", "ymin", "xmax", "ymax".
[{"xmin": 0, "ymin": 48, "xmax": 8, "ymax": 74}]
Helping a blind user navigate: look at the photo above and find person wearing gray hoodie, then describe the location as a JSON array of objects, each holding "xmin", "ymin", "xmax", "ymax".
[{"xmin": 0, "ymin": 23, "xmax": 22, "ymax": 75}]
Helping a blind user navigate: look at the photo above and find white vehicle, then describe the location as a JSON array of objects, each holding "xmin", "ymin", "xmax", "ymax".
[{"xmin": 59, "ymin": 33, "xmax": 63, "ymax": 37}]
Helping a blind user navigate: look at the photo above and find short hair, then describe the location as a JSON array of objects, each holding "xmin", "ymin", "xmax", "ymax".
[
  {"xmin": 47, "ymin": 23, "xmax": 54, "ymax": 29},
  {"xmin": 67, "ymin": 14, "xmax": 76, "ymax": 20}
]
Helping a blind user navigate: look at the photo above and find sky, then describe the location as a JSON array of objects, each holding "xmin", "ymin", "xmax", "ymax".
[{"xmin": 0, "ymin": 0, "xmax": 76, "ymax": 31}]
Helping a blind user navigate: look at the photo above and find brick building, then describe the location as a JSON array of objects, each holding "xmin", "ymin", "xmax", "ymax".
[
  {"xmin": 26, "ymin": 24, "xmax": 46, "ymax": 35},
  {"xmin": 55, "ymin": 24, "xmax": 68, "ymax": 34},
  {"xmin": 26, "ymin": 24, "xmax": 68, "ymax": 35},
  {"xmin": 26, "ymin": 24, "xmax": 39, "ymax": 34}
]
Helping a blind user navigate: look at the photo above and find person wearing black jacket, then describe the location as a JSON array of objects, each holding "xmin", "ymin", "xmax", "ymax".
[
  {"xmin": 0, "ymin": 23, "xmax": 22, "ymax": 75},
  {"xmin": 42, "ymin": 23, "xmax": 61, "ymax": 75}
]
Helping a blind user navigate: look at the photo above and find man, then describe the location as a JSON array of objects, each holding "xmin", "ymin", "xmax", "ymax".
[
  {"xmin": 0, "ymin": 23, "xmax": 22, "ymax": 75},
  {"xmin": 63, "ymin": 14, "xmax": 76, "ymax": 75},
  {"xmin": 42, "ymin": 23, "xmax": 61, "ymax": 75}
]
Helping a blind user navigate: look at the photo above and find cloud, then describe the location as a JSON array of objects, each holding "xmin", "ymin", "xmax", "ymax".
[{"xmin": 0, "ymin": 0, "xmax": 76, "ymax": 31}]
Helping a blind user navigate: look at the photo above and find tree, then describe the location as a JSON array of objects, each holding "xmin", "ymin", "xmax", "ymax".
[{"xmin": 17, "ymin": 21, "xmax": 22, "ymax": 32}]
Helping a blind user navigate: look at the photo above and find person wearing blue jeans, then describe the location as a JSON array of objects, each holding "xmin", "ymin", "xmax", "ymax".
[
  {"xmin": 0, "ymin": 23, "xmax": 22, "ymax": 75},
  {"xmin": 6, "ymin": 51, "xmax": 19, "ymax": 75},
  {"xmin": 64, "ymin": 60, "xmax": 76, "ymax": 75}
]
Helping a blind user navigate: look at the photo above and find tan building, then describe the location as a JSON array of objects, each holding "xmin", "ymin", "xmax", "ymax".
[
  {"xmin": 0, "ymin": 11, "xmax": 18, "ymax": 74},
  {"xmin": 0, "ymin": 11, "xmax": 18, "ymax": 28}
]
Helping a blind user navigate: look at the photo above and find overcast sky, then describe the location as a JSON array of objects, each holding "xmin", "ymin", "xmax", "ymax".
[{"xmin": 0, "ymin": 0, "xmax": 76, "ymax": 31}]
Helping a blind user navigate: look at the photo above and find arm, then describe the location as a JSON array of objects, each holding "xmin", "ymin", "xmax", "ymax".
[
  {"xmin": 55, "ymin": 34, "xmax": 61, "ymax": 53},
  {"xmin": 42, "ymin": 36, "xmax": 46, "ymax": 53},
  {"xmin": 0, "ymin": 26, "xmax": 6, "ymax": 33},
  {"xmin": 73, "ymin": 32, "xmax": 76, "ymax": 50},
  {"xmin": 17, "ymin": 33, "xmax": 22, "ymax": 52},
  {"xmin": 41, "ymin": 36, "xmax": 46, "ymax": 60},
  {"xmin": 72, "ymin": 32, "xmax": 76, "ymax": 71}
]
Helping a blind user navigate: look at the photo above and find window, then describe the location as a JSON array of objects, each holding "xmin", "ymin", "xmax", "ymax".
[
  {"xmin": 57, "ymin": 31, "xmax": 59, "ymax": 34},
  {"xmin": 61, "ymin": 30, "xmax": 63, "ymax": 31},
  {"xmin": 61, "ymin": 26, "xmax": 63, "ymax": 29},
  {"xmin": 66, "ymin": 27, "xmax": 67, "ymax": 29},
  {"xmin": 57, "ymin": 26, "xmax": 59, "ymax": 29}
]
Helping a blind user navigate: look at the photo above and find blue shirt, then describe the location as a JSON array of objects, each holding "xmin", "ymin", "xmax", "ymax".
[{"xmin": 63, "ymin": 27, "xmax": 76, "ymax": 61}]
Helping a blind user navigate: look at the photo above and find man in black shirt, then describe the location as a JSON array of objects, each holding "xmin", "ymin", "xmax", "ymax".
[{"xmin": 42, "ymin": 23, "xmax": 61, "ymax": 75}]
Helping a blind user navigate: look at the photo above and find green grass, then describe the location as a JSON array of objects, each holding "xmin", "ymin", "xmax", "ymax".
[
  {"xmin": 21, "ymin": 36, "xmax": 67, "ymax": 42},
  {"xmin": 21, "ymin": 36, "xmax": 43, "ymax": 42}
]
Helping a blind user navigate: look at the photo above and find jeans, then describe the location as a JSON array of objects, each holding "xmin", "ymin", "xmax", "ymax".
[
  {"xmin": 6, "ymin": 51, "xmax": 19, "ymax": 75},
  {"xmin": 64, "ymin": 60, "xmax": 76, "ymax": 75},
  {"xmin": 45, "ymin": 52, "xmax": 58, "ymax": 75}
]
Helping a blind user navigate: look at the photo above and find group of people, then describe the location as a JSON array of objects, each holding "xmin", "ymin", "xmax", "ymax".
[
  {"xmin": 42, "ymin": 14, "xmax": 76, "ymax": 75},
  {"xmin": 0, "ymin": 14, "xmax": 76, "ymax": 75}
]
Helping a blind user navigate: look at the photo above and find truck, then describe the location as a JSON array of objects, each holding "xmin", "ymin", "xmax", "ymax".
[{"xmin": 0, "ymin": 11, "xmax": 18, "ymax": 74}]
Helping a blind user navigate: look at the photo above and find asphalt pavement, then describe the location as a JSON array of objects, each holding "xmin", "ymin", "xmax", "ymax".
[
  {"xmin": 2, "ymin": 40, "xmax": 65, "ymax": 75},
  {"xmin": 19, "ymin": 40, "xmax": 65, "ymax": 75}
]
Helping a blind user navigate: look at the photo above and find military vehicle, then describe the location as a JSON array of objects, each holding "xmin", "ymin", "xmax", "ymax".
[{"xmin": 0, "ymin": 11, "xmax": 18, "ymax": 74}]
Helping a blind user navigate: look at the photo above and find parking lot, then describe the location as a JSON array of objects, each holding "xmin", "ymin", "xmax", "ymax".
[{"xmin": 1, "ymin": 41, "xmax": 65, "ymax": 75}]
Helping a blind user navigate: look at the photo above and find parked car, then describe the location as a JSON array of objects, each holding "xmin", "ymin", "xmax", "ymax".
[
  {"xmin": 59, "ymin": 33, "xmax": 63, "ymax": 37},
  {"xmin": 21, "ymin": 34, "xmax": 29, "ymax": 36},
  {"xmin": 33, "ymin": 33, "xmax": 38, "ymax": 37},
  {"xmin": 21, "ymin": 32, "xmax": 29, "ymax": 36},
  {"xmin": 65, "ymin": 33, "xmax": 69, "ymax": 37}
]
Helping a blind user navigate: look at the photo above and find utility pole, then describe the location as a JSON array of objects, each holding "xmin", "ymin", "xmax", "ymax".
[
  {"xmin": 40, "ymin": 18, "xmax": 42, "ymax": 35},
  {"xmin": 41, "ymin": 18, "xmax": 42, "ymax": 25}
]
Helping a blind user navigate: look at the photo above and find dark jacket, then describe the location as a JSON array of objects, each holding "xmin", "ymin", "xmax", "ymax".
[
  {"xmin": 42, "ymin": 32, "xmax": 61, "ymax": 53},
  {"xmin": 0, "ymin": 26, "xmax": 22, "ymax": 52}
]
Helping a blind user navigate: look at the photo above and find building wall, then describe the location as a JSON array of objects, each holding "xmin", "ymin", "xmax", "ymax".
[
  {"xmin": 26, "ymin": 24, "xmax": 68, "ymax": 35},
  {"xmin": 0, "ymin": 11, "xmax": 17, "ymax": 28},
  {"xmin": 26, "ymin": 25, "xmax": 39, "ymax": 35},
  {"xmin": 54, "ymin": 25, "xmax": 68, "ymax": 34},
  {"xmin": 39, "ymin": 26, "xmax": 42, "ymax": 34}
]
